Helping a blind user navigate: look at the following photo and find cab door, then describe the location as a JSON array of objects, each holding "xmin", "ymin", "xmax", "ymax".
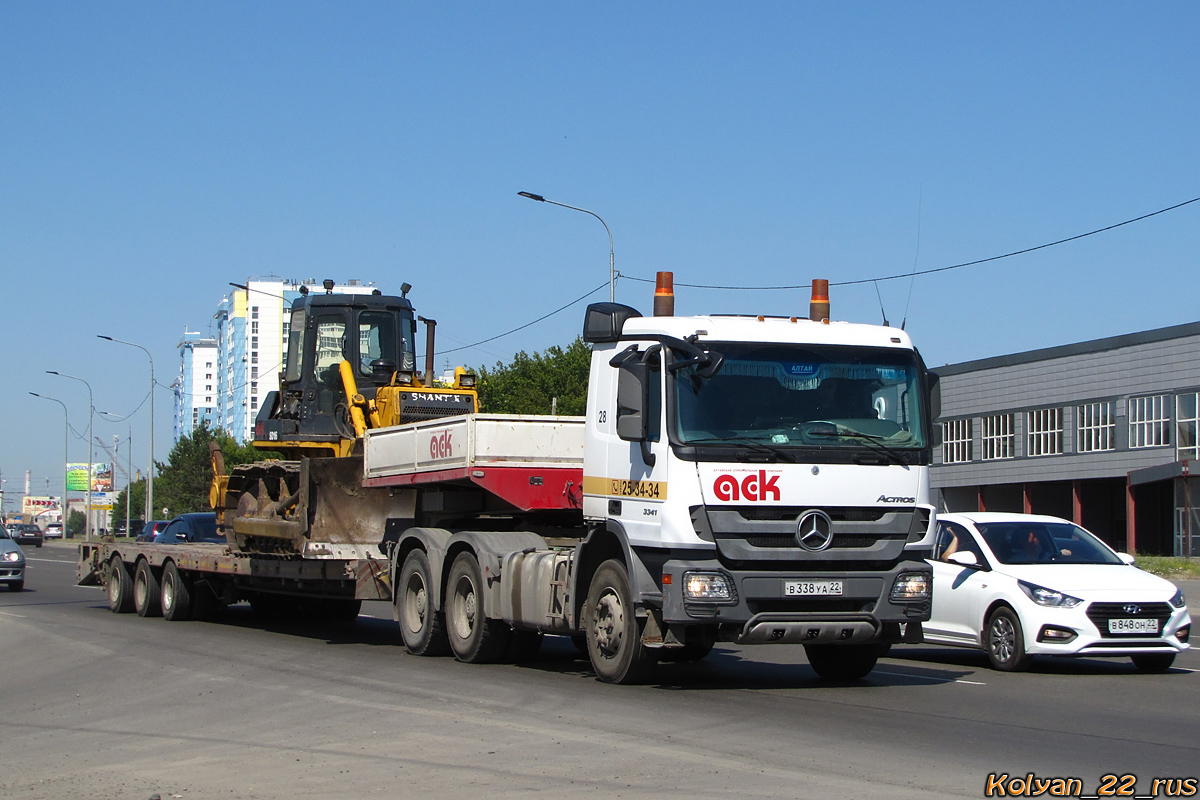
[{"xmin": 927, "ymin": 521, "xmax": 989, "ymax": 645}]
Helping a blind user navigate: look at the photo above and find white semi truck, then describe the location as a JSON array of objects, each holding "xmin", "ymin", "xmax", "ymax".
[{"xmin": 82, "ymin": 275, "xmax": 939, "ymax": 684}]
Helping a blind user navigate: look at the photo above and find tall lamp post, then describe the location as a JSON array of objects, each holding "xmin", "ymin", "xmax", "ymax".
[
  {"xmin": 518, "ymin": 191, "xmax": 616, "ymax": 302},
  {"xmin": 99, "ymin": 412, "xmax": 133, "ymax": 538},
  {"xmin": 48, "ymin": 371, "xmax": 94, "ymax": 540},
  {"xmin": 29, "ymin": 392, "xmax": 70, "ymax": 530},
  {"xmin": 98, "ymin": 336, "xmax": 155, "ymax": 525}
]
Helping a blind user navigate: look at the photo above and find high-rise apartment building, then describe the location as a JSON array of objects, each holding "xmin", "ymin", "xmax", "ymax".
[
  {"xmin": 175, "ymin": 277, "xmax": 378, "ymax": 444},
  {"xmin": 175, "ymin": 330, "xmax": 219, "ymax": 441}
]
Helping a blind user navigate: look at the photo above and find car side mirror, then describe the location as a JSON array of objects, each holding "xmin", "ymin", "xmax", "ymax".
[
  {"xmin": 947, "ymin": 551, "xmax": 981, "ymax": 568},
  {"xmin": 1118, "ymin": 552, "xmax": 1136, "ymax": 565}
]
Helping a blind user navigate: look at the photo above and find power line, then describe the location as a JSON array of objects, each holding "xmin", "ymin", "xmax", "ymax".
[
  {"xmin": 618, "ymin": 195, "xmax": 1200, "ymax": 290},
  {"xmin": 441, "ymin": 280, "xmax": 610, "ymax": 355}
]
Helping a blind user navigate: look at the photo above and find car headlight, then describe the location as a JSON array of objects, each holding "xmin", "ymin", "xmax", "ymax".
[
  {"xmin": 1170, "ymin": 588, "xmax": 1186, "ymax": 609},
  {"xmin": 683, "ymin": 572, "xmax": 735, "ymax": 601},
  {"xmin": 2, "ymin": 551, "xmax": 22, "ymax": 563},
  {"xmin": 1018, "ymin": 580, "xmax": 1082, "ymax": 608}
]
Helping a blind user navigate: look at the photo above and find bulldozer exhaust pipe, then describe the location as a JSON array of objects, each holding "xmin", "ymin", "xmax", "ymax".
[{"xmin": 418, "ymin": 316, "xmax": 437, "ymax": 385}]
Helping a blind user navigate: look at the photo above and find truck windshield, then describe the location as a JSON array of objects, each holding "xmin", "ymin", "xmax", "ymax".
[{"xmin": 673, "ymin": 343, "xmax": 927, "ymax": 452}]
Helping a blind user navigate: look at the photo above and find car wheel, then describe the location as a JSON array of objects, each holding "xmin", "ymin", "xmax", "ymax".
[
  {"xmin": 445, "ymin": 551, "xmax": 509, "ymax": 663},
  {"xmin": 804, "ymin": 643, "xmax": 886, "ymax": 680},
  {"xmin": 107, "ymin": 557, "xmax": 134, "ymax": 613},
  {"xmin": 134, "ymin": 559, "xmax": 162, "ymax": 618},
  {"xmin": 1131, "ymin": 653, "xmax": 1175, "ymax": 672},
  {"xmin": 585, "ymin": 559, "xmax": 659, "ymax": 684},
  {"xmin": 985, "ymin": 607, "xmax": 1033, "ymax": 671},
  {"xmin": 9, "ymin": 580, "xmax": 23, "ymax": 592},
  {"xmin": 396, "ymin": 549, "xmax": 450, "ymax": 656},
  {"xmin": 161, "ymin": 562, "xmax": 193, "ymax": 622}
]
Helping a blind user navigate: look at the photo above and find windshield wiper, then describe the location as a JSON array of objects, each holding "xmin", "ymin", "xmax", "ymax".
[
  {"xmin": 684, "ymin": 436, "xmax": 795, "ymax": 462},
  {"xmin": 807, "ymin": 428, "xmax": 912, "ymax": 466}
]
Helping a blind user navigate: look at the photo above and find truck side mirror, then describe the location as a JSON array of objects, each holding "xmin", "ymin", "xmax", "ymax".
[
  {"xmin": 928, "ymin": 370, "xmax": 941, "ymax": 421},
  {"xmin": 615, "ymin": 361, "xmax": 650, "ymax": 442}
]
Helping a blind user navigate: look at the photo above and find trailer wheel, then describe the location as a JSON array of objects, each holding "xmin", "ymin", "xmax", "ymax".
[
  {"xmin": 161, "ymin": 562, "xmax": 193, "ymax": 622},
  {"xmin": 585, "ymin": 559, "xmax": 658, "ymax": 684},
  {"xmin": 397, "ymin": 550, "xmax": 450, "ymax": 656},
  {"xmin": 107, "ymin": 557, "xmax": 134, "ymax": 613},
  {"xmin": 134, "ymin": 559, "xmax": 162, "ymax": 618},
  {"xmin": 804, "ymin": 643, "xmax": 885, "ymax": 680},
  {"xmin": 445, "ymin": 551, "xmax": 509, "ymax": 663}
]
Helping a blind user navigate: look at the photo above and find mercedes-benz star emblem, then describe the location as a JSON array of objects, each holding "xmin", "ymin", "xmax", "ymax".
[{"xmin": 796, "ymin": 510, "xmax": 834, "ymax": 551}]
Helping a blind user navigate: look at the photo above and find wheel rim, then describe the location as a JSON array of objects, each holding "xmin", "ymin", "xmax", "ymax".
[
  {"xmin": 135, "ymin": 572, "xmax": 147, "ymax": 608},
  {"xmin": 450, "ymin": 575, "xmax": 477, "ymax": 641},
  {"xmin": 592, "ymin": 587, "xmax": 625, "ymax": 658},
  {"xmin": 403, "ymin": 573, "xmax": 427, "ymax": 635},
  {"xmin": 107, "ymin": 566, "xmax": 120, "ymax": 604},
  {"xmin": 990, "ymin": 615, "xmax": 1016, "ymax": 664},
  {"xmin": 163, "ymin": 574, "xmax": 175, "ymax": 612}
]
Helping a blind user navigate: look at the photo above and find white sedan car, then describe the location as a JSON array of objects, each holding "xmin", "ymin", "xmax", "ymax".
[{"xmin": 926, "ymin": 512, "xmax": 1190, "ymax": 672}]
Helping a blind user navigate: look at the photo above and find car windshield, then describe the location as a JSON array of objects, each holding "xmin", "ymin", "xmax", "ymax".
[
  {"xmin": 674, "ymin": 342, "xmax": 927, "ymax": 449},
  {"xmin": 976, "ymin": 521, "xmax": 1124, "ymax": 565}
]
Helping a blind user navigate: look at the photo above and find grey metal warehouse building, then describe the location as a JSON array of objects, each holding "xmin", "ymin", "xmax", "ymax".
[{"xmin": 931, "ymin": 321, "xmax": 1200, "ymax": 557}]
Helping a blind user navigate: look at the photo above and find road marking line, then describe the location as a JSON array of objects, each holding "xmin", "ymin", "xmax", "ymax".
[
  {"xmin": 26, "ymin": 558, "xmax": 67, "ymax": 563},
  {"xmin": 954, "ymin": 679, "xmax": 987, "ymax": 684},
  {"xmin": 0, "ymin": 611, "xmax": 26, "ymax": 618}
]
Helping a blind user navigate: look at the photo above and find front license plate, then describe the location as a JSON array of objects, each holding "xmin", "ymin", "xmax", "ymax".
[
  {"xmin": 1109, "ymin": 618, "xmax": 1159, "ymax": 634},
  {"xmin": 784, "ymin": 580, "xmax": 843, "ymax": 596}
]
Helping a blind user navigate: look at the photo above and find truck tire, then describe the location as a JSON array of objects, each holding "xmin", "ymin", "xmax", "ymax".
[
  {"xmin": 134, "ymin": 559, "xmax": 162, "ymax": 618},
  {"xmin": 161, "ymin": 562, "xmax": 193, "ymax": 622},
  {"xmin": 397, "ymin": 550, "xmax": 450, "ymax": 656},
  {"xmin": 804, "ymin": 643, "xmax": 885, "ymax": 680},
  {"xmin": 585, "ymin": 559, "xmax": 659, "ymax": 684},
  {"xmin": 445, "ymin": 551, "xmax": 509, "ymax": 663},
  {"xmin": 107, "ymin": 557, "xmax": 134, "ymax": 613}
]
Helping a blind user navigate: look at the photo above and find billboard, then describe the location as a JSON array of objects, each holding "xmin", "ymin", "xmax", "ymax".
[
  {"xmin": 23, "ymin": 496, "xmax": 57, "ymax": 519},
  {"xmin": 66, "ymin": 463, "xmax": 112, "ymax": 492}
]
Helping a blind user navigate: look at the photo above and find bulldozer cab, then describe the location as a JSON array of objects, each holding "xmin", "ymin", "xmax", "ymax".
[{"xmin": 258, "ymin": 291, "xmax": 418, "ymax": 445}]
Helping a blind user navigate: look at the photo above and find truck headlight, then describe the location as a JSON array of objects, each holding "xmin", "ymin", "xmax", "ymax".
[
  {"xmin": 1018, "ymin": 580, "xmax": 1082, "ymax": 608},
  {"xmin": 683, "ymin": 572, "xmax": 734, "ymax": 601},
  {"xmin": 890, "ymin": 572, "xmax": 930, "ymax": 601}
]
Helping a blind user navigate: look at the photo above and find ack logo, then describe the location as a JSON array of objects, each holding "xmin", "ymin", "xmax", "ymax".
[
  {"xmin": 713, "ymin": 470, "xmax": 781, "ymax": 502},
  {"xmin": 429, "ymin": 430, "xmax": 453, "ymax": 460}
]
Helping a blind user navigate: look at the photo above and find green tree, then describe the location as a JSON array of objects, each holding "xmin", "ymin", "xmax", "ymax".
[
  {"xmin": 110, "ymin": 478, "xmax": 147, "ymax": 527},
  {"xmin": 66, "ymin": 509, "xmax": 85, "ymax": 538},
  {"xmin": 476, "ymin": 337, "xmax": 591, "ymax": 415},
  {"xmin": 154, "ymin": 422, "xmax": 268, "ymax": 517}
]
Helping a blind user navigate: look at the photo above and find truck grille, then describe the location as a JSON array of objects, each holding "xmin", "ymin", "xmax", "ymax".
[
  {"xmin": 729, "ymin": 532, "xmax": 908, "ymax": 549},
  {"xmin": 1085, "ymin": 602, "xmax": 1172, "ymax": 638},
  {"xmin": 735, "ymin": 506, "xmax": 889, "ymax": 522}
]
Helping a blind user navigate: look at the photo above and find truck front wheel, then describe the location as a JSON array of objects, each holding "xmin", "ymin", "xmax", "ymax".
[
  {"xmin": 804, "ymin": 643, "xmax": 885, "ymax": 680},
  {"xmin": 134, "ymin": 559, "xmax": 162, "ymax": 618},
  {"xmin": 397, "ymin": 550, "xmax": 450, "ymax": 656},
  {"xmin": 107, "ymin": 557, "xmax": 134, "ymax": 613},
  {"xmin": 445, "ymin": 552, "xmax": 509, "ymax": 663},
  {"xmin": 585, "ymin": 559, "xmax": 658, "ymax": 684}
]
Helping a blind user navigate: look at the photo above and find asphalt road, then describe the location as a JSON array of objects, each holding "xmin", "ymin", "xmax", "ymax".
[{"xmin": 2, "ymin": 542, "xmax": 1197, "ymax": 800}]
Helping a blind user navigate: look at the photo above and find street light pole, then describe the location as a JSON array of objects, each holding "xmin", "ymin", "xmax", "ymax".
[
  {"xmin": 29, "ymin": 393, "xmax": 69, "ymax": 530},
  {"xmin": 99, "ymin": 336, "xmax": 155, "ymax": 525},
  {"xmin": 99, "ymin": 412, "xmax": 133, "ymax": 538},
  {"xmin": 518, "ymin": 191, "xmax": 616, "ymax": 302},
  {"xmin": 47, "ymin": 371, "xmax": 94, "ymax": 540}
]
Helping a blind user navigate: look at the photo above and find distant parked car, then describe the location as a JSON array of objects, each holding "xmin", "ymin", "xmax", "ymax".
[
  {"xmin": 926, "ymin": 513, "xmax": 1191, "ymax": 672},
  {"xmin": 136, "ymin": 520, "xmax": 170, "ymax": 542},
  {"xmin": 43, "ymin": 523, "xmax": 64, "ymax": 540},
  {"xmin": 153, "ymin": 513, "xmax": 225, "ymax": 544},
  {"xmin": 0, "ymin": 526, "xmax": 26, "ymax": 591},
  {"xmin": 112, "ymin": 519, "xmax": 145, "ymax": 538},
  {"xmin": 10, "ymin": 524, "xmax": 43, "ymax": 549}
]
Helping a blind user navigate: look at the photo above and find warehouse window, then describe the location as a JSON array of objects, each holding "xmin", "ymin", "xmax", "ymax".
[
  {"xmin": 1129, "ymin": 395, "xmax": 1170, "ymax": 449},
  {"xmin": 941, "ymin": 419, "xmax": 972, "ymax": 464},
  {"xmin": 981, "ymin": 414, "xmax": 1014, "ymax": 460},
  {"xmin": 1026, "ymin": 408, "xmax": 1063, "ymax": 457},
  {"xmin": 1077, "ymin": 402, "xmax": 1115, "ymax": 453},
  {"xmin": 1177, "ymin": 393, "xmax": 1199, "ymax": 461}
]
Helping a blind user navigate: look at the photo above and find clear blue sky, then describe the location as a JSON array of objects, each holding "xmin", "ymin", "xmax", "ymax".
[{"xmin": 2, "ymin": 3, "xmax": 1197, "ymax": 506}]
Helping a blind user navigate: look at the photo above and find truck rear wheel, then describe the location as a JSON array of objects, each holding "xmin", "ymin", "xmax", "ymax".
[
  {"xmin": 445, "ymin": 551, "xmax": 509, "ymax": 663},
  {"xmin": 804, "ymin": 643, "xmax": 884, "ymax": 680},
  {"xmin": 397, "ymin": 550, "xmax": 450, "ymax": 656},
  {"xmin": 107, "ymin": 557, "xmax": 134, "ymax": 613},
  {"xmin": 585, "ymin": 559, "xmax": 658, "ymax": 684},
  {"xmin": 134, "ymin": 559, "xmax": 162, "ymax": 618},
  {"xmin": 161, "ymin": 562, "xmax": 193, "ymax": 622}
]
